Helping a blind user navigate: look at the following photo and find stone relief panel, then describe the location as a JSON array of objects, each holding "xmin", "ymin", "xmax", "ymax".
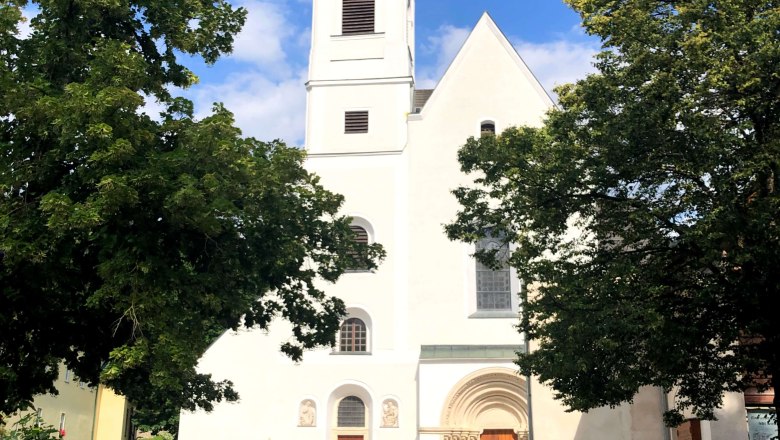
[
  {"xmin": 381, "ymin": 399, "xmax": 398, "ymax": 428},
  {"xmin": 442, "ymin": 432, "xmax": 479, "ymax": 440},
  {"xmin": 298, "ymin": 399, "xmax": 316, "ymax": 427}
]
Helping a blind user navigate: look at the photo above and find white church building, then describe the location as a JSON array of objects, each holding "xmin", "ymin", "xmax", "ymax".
[{"xmin": 178, "ymin": 1, "xmax": 759, "ymax": 439}]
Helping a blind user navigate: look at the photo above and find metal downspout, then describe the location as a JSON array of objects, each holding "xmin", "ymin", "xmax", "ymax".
[
  {"xmin": 523, "ymin": 284, "xmax": 534, "ymax": 440},
  {"xmin": 660, "ymin": 388, "xmax": 672, "ymax": 440}
]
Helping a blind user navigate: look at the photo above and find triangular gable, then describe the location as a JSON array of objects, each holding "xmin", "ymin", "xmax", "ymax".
[{"xmin": 416, "ymin": 12, "xmax": 555, "ymax": 117}]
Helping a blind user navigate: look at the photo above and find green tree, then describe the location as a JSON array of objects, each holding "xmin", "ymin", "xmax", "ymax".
[
  {"xmin": 446, "ymin": 0, "xmax": 779, "ymax": 424},
  {"xmin": 0, "ymin": 412, "xmax": 58, "ymax": 440},
  {"xmin": 0, "ymin": 0, "xmax": 383, "ymax": 430}
]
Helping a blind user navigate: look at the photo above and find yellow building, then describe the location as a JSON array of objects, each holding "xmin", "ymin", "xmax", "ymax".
[{"xmin": 2, "ymin": 363, "xmax": 132, "ymax": 440}]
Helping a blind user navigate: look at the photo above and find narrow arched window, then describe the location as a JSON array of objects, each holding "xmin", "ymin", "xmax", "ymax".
[
  {"xmin": 476, "ymin": 233, "xmax": 511, "ymax": 311},
  {"xmin": 347, "ymin": 225, "xmax": 369, "ymax": 271},
  {"xmin": 337, "ymin": 396, "xmax": 366, "ymax": 427},
  {"xmin": 339, "ymin": 318, "xmax": 367, "ymax": 352},
  {"xmin": 480, "ymin": 121, "xmax": 496, "ymax": 135}
]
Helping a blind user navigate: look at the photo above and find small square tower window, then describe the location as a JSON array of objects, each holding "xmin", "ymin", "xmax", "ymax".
[
  {"xmin": 345, "ymin": 111, "xmax": 369, "ymax": 134},
  {"xmin": 342, "ymin": 0, "xmax": 375, "ymax": 35}
]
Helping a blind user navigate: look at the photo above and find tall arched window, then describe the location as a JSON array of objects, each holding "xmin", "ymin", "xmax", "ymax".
[
  {"xmin": 337, "ymin": 396, "xmax": 366, "ymax": 427},
  {"xmin": 347, "ymin": 225, "xmax": 370, "ymax": 271},
  {"xmin": 475, "ymin": 233, "xmax": 511, "ymax": 311},
  {"xmin": 339, "ymin": 318, "xmax": 367, "ymax": 352}
]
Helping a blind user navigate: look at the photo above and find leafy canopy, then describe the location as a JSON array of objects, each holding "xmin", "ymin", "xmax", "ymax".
[
  {"xmin": 0, "ymin": 0, "xmax": 383, "ymax": 428},
  {"xmin": 447, "ymin": 0, "xmax": 779, "ymax": 423}
]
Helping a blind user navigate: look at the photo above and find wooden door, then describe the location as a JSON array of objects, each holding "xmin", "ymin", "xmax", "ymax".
[
  {"xmin": 481, "ymin": 429, "xmax": 518, "ymax": 440},
  {"xmin": 337, "ymin": 436, "xmax": 363, "ymax": 440}
]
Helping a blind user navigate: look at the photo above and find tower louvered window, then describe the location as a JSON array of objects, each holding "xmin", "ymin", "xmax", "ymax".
[
  {"xmin": 342, "ymin": 0, "xmax": 375, "ymax": 35},
  {"xmin": 345, "ymin": 111, "xmax": 369, "ymax": 134},
  {"xmin": 481, "ymin": 121, "xmax": 496, "ymax": 135},
  {"xmin": 346, "ymin": 225, "xmax": 370, "ymax": 271}
]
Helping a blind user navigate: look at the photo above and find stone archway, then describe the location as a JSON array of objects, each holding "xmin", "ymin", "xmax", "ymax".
[{"xmin": 439, "ymin": 368, "xmax": 529, "ymax": 440}]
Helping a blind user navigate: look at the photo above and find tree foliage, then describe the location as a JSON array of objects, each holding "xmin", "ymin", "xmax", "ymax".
[
  {"xmin": 0, "ymin": 0, "xmax": 383, "ymax": 428},
  {"xmin": 447, "ymin": 0, "xmax": 779, "ymax": 423},
  {"xmin": 0, "ymin": 413, "xmax": 58, "ymax": 440}
]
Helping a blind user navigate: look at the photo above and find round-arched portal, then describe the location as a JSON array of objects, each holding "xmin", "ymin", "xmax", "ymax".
[{"xmin": 441, "ymin": 368, "xmax": 529, "ymax": 436}]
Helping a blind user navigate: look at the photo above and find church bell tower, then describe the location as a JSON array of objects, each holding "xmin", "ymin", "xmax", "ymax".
[{"xmin": 305, "ymin": 0, "xmax": 416, "ymax": 154}]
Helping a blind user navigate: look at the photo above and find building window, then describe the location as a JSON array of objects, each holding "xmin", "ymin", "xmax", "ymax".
[
  {"xmin": 345, "ymin": 111, "xmax": 369, "ymax": 133},
  {"xmin": 342, "ymin": 0, "xmax": 375, "ymax": 35},
  {"xmin": 337, "ymin": 396, "xmax": 366, "ymax": 427},
  {"xmin": 339, "ymin": 318, "xmax": 367, "ymax": 352},
  {"xmin": 58, "ymin": 412, "xmax": 66, "ymax": 434},
  {"xmin": 481, "ymin": 120, "xmax": 496, "ymax": 135},
  {"xmin": 747, "ymin": 409, "xmax": 778, "ymax": 439},
  {"xmin": 347, "ymin": 225, "xmax": 369, "ymax": 271},
  {"xmin": 476, "ymin": 234, "xmax": 511, "ymax": 311},
  {"xmin": 63, "ymin": 369, "xmax": 71, "ymax": 383}
]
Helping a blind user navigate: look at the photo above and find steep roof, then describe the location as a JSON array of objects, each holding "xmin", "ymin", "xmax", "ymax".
[{"xmin": 413, "ymin": 12, "xmax": 554, "ymax": 117}]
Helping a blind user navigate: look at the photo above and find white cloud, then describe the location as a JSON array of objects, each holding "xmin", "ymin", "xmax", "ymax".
[
  {"xmin": 416, "ymin": 25, "xmax": 470, "ymax": 89},
  {"xmin": 183, "ymin": 0, "xmax": 310, "ymax": 145},
  {"xmin": 229, "ymin": 0, "xmax": 295, "ymax": 74},
  {"xmin": 189, "ymin": 69, "xmax": 307, "ymax": 146},
  {"xmin": 512, "ymin": 39, "xmax": 599, "ymax": 94}
]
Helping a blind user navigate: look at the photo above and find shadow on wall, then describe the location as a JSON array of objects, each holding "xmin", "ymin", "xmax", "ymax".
[{"xmin": 572, "ymin": 386, "xmax": 667, "ymax": 440}]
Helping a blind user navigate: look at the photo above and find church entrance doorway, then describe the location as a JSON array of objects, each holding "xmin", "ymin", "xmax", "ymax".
[
  {"xmin": 337, "ymin": 436, "xmax": 363, "ymax": 440},
  {"xmin": 481, "ymin": 429, "xmax": 517, "ymax": 440}
]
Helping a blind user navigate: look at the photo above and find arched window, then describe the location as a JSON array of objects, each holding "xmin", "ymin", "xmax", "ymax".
[
  {"xmin": 339, "ymin": 318, "xmax": 367, "ymax": 352},
  {"xmin": 347, "ymin": 225, "xmax": 370, "ymax": 271},
  {"xmin": 480, "ymin": 120, "xmax": 496, "ymax": 135},
  {"xmin": 350, "ymin": 225, "xmax": 369, "ymax": 246},
  {"xmin": 475, "ymin": 233, "xmax": 511, "ymax": 311},
  {"xmin": 337, "ymin": 396, "xmax": 366, "ymax": 427}
]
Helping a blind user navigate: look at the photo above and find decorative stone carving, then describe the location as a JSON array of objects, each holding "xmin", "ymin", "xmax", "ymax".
[
  {"xmin": 298, "ymin": 399, "xmax": 316, "ymax": 427},
  {"xmin": 441, "ymin": 368, "xmax": 529, "ymax": 429},
  {"xmin": 442, "ymin": 431, "xmax": 479, "ymax": 440},
  {"xmin": 381, "ymin": 399, "xmax": 398, "ymax": 427}
]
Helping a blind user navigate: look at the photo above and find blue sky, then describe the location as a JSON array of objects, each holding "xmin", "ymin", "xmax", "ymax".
[
  {"xmin": 167, "ymin": 0, "xmax": 602, "ymax": 146},
  {"xmin": 22, "ymin": 1, "xmax": 601, "ymax": 146}
]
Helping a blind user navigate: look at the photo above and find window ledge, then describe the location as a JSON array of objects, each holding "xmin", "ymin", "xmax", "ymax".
[
  {"xmin": 468, "ymin": 311, "xmax": 518, "ymax": 319},
  {"xmin": 330, "ymin": 352, "xmax": 372, "ymax": 356},
  {"xmin": 331, "ymin": 32, "xmax": 385, "ymax": 40}
]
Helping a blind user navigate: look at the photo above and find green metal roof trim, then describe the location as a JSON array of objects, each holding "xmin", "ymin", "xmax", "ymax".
[{"xmin": 419, "ymin": 345, "xmax": 524, "ymax": 360}]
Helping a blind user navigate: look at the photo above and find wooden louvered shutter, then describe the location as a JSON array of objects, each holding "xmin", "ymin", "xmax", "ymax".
[
  {"xmin": 342, "ymin": 0, "xmax": 375, "ymax": 35},
  {"xmin": 345, "ymin": 111, "xmax": 369, "ymax": 133},
  {"xmin": 347, "ymin": 225, "xmax": 369, "ymax": 271}
]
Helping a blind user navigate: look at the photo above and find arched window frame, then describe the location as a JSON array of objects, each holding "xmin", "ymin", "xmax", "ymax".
[
  {"xmin": 339, "ymin": 318, "xmax": 367, "ymax": 353},
  {"xmin": 480, "ymin": 119, "xmax": 497, "ymax": 136},
  {"xmin": 334, "ymin": 308, "xmax": 372, "ymax": 354},
  {"xmin": 337, "ymin": 396, "xmax": 366, "ymax": 427},
  {"xmin": 328, "ymin": 384, "xmax": 373, "ymax": 440},
  {"xmin": 346, "ymin": 216, "xmax": 375, "ymax": 273},
  {"xmin": 467, "ymin": 230, "xmax": 520, "ymax": 318}
]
